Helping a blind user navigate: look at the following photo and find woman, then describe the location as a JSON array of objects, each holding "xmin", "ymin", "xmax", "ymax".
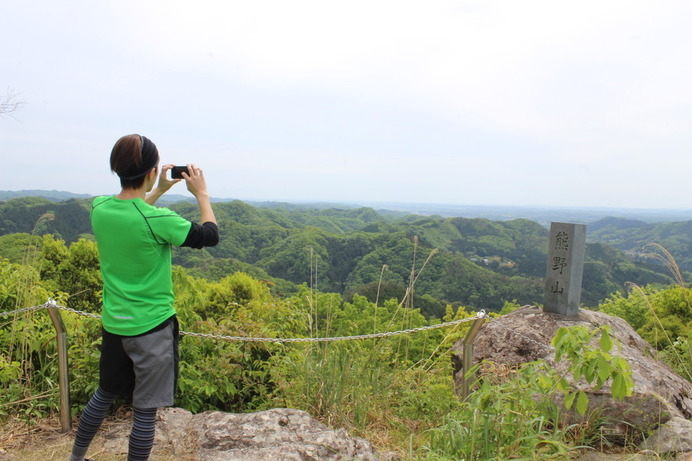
[{"xmin": 69, "ymin": 134, "xmax": 219, "ymax": 461}]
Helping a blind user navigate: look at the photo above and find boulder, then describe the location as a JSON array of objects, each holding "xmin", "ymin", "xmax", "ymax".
[
  {"xmin": 100, "ymin": 407, "xmax": 398, "ymax": 460},
  {"xmin": 451, "ymin": 305, "xmax": 692, "ymax": 454},
  {"xmin": 640, "ymin": 417, "xmax": 692, "ymax": 457}
]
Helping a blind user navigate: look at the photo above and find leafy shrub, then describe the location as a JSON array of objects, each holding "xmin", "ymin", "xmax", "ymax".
[
  {"xmin": 599, "ymin": 283, "xmax": 692, "ymax": 382},
  {"xmin": 422, "ymin": 325, "xmax": 634, "ymax": 460}
]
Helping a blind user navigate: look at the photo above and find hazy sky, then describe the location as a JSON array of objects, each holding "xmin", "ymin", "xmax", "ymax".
[{"xmin": 2, "ymin": 1, "xmax": 692, "ymax": 209}]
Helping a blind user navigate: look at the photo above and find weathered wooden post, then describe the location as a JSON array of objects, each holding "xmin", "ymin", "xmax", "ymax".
[
  {"xmin": 544, "ymin": 222, "xmax": 586, "ymax": 317},
  {"xmin": 460, "ymin": 313, "xmax": 486, "ymax": 400},
  {"xmin": 46, "ymin": 299, "xmax": 72, "ymax": 432}
]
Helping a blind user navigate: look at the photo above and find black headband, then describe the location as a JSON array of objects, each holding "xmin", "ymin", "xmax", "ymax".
[{"xmin": 117, "ymin": 135, "xmax": 159, "ymax": 179}]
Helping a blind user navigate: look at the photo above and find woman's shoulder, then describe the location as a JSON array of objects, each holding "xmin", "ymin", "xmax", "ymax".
[
  {"xmin": 91, "ymin": 195, "xmax": 114, "ymax": 208},
  {"xmin": 137, "ymin": 201, "xmax": 180, "ymax": 219}
]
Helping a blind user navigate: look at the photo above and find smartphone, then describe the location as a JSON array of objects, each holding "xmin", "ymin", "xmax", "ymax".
[{"xmin": 171, "ymin": 166, "xmax": 189, "ymax": 179}]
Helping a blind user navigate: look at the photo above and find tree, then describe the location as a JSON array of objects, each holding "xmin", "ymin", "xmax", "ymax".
[
  {"xmin": 0, "ymin": 88, "xmax": 26, "ymax": 117},
  {"xmin": 38, "ymin": 234, "xmax": 69, "ymax": 284},
  {"xmin": 55, "ymin": 239, "xmax": 102, "ymax": 312}
]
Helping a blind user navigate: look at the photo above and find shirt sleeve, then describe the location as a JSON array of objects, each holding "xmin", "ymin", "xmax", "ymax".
[
  {"xmin": 146, "ymin": 213, "xmax": 193, "ymax": 247},
  {"xmin": 181, "ymin": 221, "xmax": 219, "ymax": 248}
]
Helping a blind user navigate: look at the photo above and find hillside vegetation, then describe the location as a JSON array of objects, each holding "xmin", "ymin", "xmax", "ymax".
[
  {"xmin": 1, "ymin": 236, "xmax": 689, "ymax": 459},
  {"xmin": 589, "ymin": 216, "xmax": 692, "ymax": 272},
  {"xmin": 1, "ymin": 195, "xmax": 690, "ymax": 459},
  {"xmin": 0, "ymin": 196, "xmax": 675, "ymax": 313}
]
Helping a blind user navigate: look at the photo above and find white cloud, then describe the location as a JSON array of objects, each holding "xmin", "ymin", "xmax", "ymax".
[{"xmin": 3, "ymin": 0, "xmax": 692, "ymax": 208}]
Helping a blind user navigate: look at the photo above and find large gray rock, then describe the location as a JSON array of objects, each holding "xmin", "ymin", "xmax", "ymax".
[
  {"xmin": 640, "ymin": 417, "xmax": 692, "ymax": 456},
  {"xmin": 101, "ymin": 407, "xmax": 398, "ymax": 460},
  {"xmin": 451, "ymin": 306, "xmax": 692, "ymax": 455}
]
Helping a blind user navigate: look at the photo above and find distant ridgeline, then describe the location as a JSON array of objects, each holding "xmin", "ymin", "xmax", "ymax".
[
  {"xmin": 0, "ymin": 190, "xmax": 93, "ymax": 202},
  {"xmin": 0, "ymin": 191, "xmax": 684, "ymax": 315}
]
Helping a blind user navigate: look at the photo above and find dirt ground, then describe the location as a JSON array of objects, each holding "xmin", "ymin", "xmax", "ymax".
[
  {"xmin": 5, "ymin": 414, "xmax": 686, "ymax": 461},
  {"xmin": 0, "ymin": 413, "xmax": 189, "ymax": 461}
]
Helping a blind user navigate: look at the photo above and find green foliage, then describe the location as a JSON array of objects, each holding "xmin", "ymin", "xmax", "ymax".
[
  {"xmin": 0, "ymin": 306, "xmax": 101, "ymax": 421},
  {"xmin": 0, "ymin": 197, "xmax": 91, "ymax": 242},
  {"xmin": 423, "ymin": 361, "xmax": 571, "ymax": 460},
  {"xmin": 657, "ymin": 333, "xmax": 692, "ymax": 382},
  {"xmin": 38, "ymin": 234, "xmax": 69, "ymax": 283},
  {"xmin": 197, "ymin": 272, "xmax": 272, "ymax": 319},
  {"xmin": 177, "ymin": 256, "xmax": 299, "ymax": 297},
  {"xmin": 598, "ymin": 284, "xmax": 692, "ymax": 381},
  {"xmin": 598, "ymin": 290, "xmax": 650, "ymax": 331},
  {"xmin": 0, "ymin": 254, "xmax": 90, "ymax": 420},
  {"xmin": 48, "ymin": 311, "xmax": 104, "ymax": 416},
  {"xmin": 176, "ymin": 333, "xmax": 281, "ymax": 413},
  {"xmin": 1, "ymin": 253, "xmax": 656, "ymax": 459},
  {"xmin": 0, "ymin": 234, "xmax": 43, "ymax": 264},
  {"xmin": 498, "ymin": 300, "xmax": 523, "ymax": 315},
  {"xmin": 0, "ymin": 258, "xmax": 54, "ymax": 310},
  {"xmin": 53, "ymin": 239, "xmax": 102, "ymax": 313},
  {"xmin": 552, "ymin": 325, "xmax": 633, "ymax": 415},
  {"xmin": 173, "ymin": 269, "xmax": 308, "ymax": 413},
  {"xmin": 0, "ymin": 235, "xmax": 100, "ymax": 312},
  {"xmin": 269, "ymin": 291, "xmax": 462, "ymax": 438},
  {"xmin": 423, "ymin": 325, "xmax": 635, "ymax": 460},
  {"xmin": 257, "ymin": 229, "xmax": 331, "ymax": 288},
  {"xmin": 582, "ymin": 243, "xmax": 670, "ymax": 306},
  {"xmin": 0, "ymin": 196, "xmax": 675, "ymax": 311},
  {"xmin": 2, "ymin": 195, "xmax": 688, "ymax": 458},
  {"xmin": 636, "ymin": 285, "xmax": 692, "ymax": 350},
  {"xmin": 589, "ymin": 217, "xmax": 692, "ymax": 273}
]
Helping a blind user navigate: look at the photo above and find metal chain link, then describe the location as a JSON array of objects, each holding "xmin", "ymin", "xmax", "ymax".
[
  {"xmin": 0, "ymin": 301, "xmax": 486, "ymax": 343},
  {"xmin": 53, "ymin": 305, "xmax": 103, "ymax": 319},
  {"xmin": 0, "ymin": 304, "xmax": 47, "ymax": 317},
  {"xmin": 179, "ymin": 312, "xmax": 485, "ymax": 343}
]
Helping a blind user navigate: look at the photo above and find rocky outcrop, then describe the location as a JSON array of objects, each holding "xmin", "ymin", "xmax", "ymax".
[
  {"xmin": 100, "ymin": 407, "xmax": 398, "ymax": 460},
  {"xmin": 451, "ymin": 306, "xmax": 692, "ymax": 458},
  {"xmin": 640, "ymin": 417, "xmax": 692, "ymax": 455}
]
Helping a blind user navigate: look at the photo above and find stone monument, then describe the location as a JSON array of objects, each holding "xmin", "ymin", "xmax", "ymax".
[{"xmin": 543, "ymin": 222, "xmax": 586, "ymax": 317}]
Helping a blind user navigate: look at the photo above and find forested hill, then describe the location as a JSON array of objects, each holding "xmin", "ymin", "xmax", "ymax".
[
  {"xmin": 588, "ymin": 216, "xmax": 692, "ymax": 272},
  {"xmin": 0, "ymin": 196, "xmax": 677, "ymax": 315}
]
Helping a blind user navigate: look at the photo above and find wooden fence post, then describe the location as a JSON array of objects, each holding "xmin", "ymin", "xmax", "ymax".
[
  {"xmin": 46, "ymin": 299, "xmax": 71, "ymax": 432},
  {"xmin": 460, "ymin": 314, "xmax": 486, "ymax": 400}
]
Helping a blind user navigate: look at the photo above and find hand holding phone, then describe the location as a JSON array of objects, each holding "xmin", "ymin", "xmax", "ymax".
[
  {"xmin": 183, "ymin": 164, "xmax": 210, "ymax": 201},
  {"xmin": 171, "ymin": 166, "xmax": 189, "ymax": 179}
]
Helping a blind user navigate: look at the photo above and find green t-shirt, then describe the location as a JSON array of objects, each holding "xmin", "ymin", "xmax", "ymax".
[{"xmin": 91, "ymin": 196, "xmax": 192, "ymax": 336}]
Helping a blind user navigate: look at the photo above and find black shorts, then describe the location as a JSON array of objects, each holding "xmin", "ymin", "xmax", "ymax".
[{"xmin": 99, "ymin": 316, "xmax": 179, "ymax": 408}]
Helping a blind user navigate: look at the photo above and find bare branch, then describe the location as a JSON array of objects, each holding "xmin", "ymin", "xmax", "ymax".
[{"xmin": 0, "ymin": 88, "xmax": 27, "ymax": 117}]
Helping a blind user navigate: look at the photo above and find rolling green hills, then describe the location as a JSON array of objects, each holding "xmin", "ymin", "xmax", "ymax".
[
  {"xmin": 588, "ymin": 216, "xmax": 692, "ymax": 272},
  {"xmin": 0, "ymin": 195, "xmax": 677, "ymax": 314}
]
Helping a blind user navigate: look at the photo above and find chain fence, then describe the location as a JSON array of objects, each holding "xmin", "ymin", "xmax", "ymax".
[
  {"xmin": 1, "ymin": 299, "xmax": 492, "ymax": 432},
  {"xmin": 0, "ymin": 300, "xmax": 487, "ymax": 343}
]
